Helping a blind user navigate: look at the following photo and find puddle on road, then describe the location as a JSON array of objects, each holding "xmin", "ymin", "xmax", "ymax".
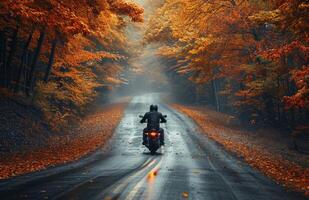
[{"xmin": 147, "ymin": 168, "xmax": 159, "ymax": 183}]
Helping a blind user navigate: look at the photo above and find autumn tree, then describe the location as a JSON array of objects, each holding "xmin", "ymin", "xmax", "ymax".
[
  {"xmin": 145, "ymin": 0, "xmax": 308, "ymax": 128},
  {"xmin": 0, "ymin": 0, "xmax": 143, "ymax": 129}
]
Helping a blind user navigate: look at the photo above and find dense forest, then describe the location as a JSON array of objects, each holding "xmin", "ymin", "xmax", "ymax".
[
  {"xmin": 0, "ymin": 1, "xmax": 308, "ymax": 196},
  {"xmin": 145, "ymin": 0, "xmax": 308, "ymax": 130},
  {"xmin": 0, "ymin": 0, "xmax": 308, "ymax": 132},
  {"xmin": 0, "ymin": 0, "xmax": 143, "ymax": 129}
]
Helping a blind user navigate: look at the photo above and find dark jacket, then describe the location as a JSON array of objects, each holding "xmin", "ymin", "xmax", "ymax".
[{"xmin": 140, "ymin": 111, "xmax": 166, "ymax": 130}]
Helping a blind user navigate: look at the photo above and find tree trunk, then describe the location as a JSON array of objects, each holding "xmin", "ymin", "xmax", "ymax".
[
  {"xmin": 277, "ymin": 76, "xmax": 281, "ymax": 123},
  {"xmin": 212, "ymin": 79, "xmax": 220, "ymax": 111},
  {"xmin": 6, "ymin": 27, "xmax": 19, "ymax": 88},
  {"xmin": 24, "ymin": 51, "xmax": 32, "ymax": 93},
  {"xmin": 26, "ymin": 28, "xmax": 45, "ymax": 95},
  {"xmin": 0, "ymin": 32, "xmax": 4, "ymax": 86},
  {"xmin": 44, "ymin": 38, "xmax": 57, "ymax": 82},
  {"xmin": 14, "ymin": 29, "xmax": 34, "ymax": 92},
  {"xmin": 0, "ymin": 32, "xmax": 7, "ymax": 86}
]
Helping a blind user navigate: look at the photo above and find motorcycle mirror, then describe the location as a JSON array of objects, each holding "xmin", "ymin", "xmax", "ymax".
[{"xmin": 163, "ymin": 115, "xmax": 167, "ymax": 118}]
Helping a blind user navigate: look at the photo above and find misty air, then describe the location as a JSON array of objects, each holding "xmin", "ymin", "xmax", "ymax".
[{"xmin": 0, "ymin": 1, "xmax": 308, "ymax": 200}]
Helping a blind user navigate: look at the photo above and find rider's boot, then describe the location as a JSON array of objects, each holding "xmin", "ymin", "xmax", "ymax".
[
  {"xmin": 160, "ymin": 129, "xmax": 165, "ymax": 146},
  {"xmin": 142, "ymin": 133, "xmax": 147, "ymax": 145}
]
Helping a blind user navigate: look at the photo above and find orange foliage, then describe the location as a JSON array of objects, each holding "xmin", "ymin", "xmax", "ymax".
[
  {"xmin": 145, "ymin": 0, "xmax": 260, "ymax": 83},
  {"xmin": 284, "ymin": 66, "xmax": 309, "ymax": 109},
  {"xmin": 0, "ymin": 0, "xmax": 143, "ymax": 127},
  {"xmin": 107, "ymin": 0, "xmax": 144, "ymax": 23},
  {"xmin": 146, "ymin": 0, "xmax": 308, "ymax": 121}
]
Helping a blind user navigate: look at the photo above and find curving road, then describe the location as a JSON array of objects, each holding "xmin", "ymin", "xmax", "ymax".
[{"xmin": 0, "ymin": 94, "xmax": 305, "ymax": 200}]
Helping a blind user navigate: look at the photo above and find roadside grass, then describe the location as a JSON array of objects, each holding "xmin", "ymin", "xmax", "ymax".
[
  {"xmin": 172, "ymin": 104, "xmax": 309, "ymax": 196},
  {"xmin": 0, "ymin": 102, "xmax": 128, "ymax": 179}
]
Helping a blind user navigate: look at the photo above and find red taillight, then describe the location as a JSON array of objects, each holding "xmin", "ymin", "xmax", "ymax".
[{"xmin": 149, "ymin": 132, "xmax": 159, "ymax": 138}]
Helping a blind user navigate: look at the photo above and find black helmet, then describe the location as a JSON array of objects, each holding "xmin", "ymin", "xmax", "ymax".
[
  {"xmin": 150, "ymin": 104, "xmax": 158, "ymax": 111},
  {"xmin": 150, "ymin": 104, "xmax": 155, "ymax": 111},
  {"xmin": 153, "ymin": 105, "xmax": 158, "ymax": 111}
]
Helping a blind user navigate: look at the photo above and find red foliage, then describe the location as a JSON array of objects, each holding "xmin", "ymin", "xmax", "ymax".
[
  {"xmin": 284, "ymin": 66, "xmax": 309, "ymax": 109},
  {"xmin": 259, "ymin": 40, "xmax": 309, "ymax": 61}
]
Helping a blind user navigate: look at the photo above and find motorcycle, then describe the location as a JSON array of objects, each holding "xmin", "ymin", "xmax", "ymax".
[{"xmin": 139, "ymin": 115, "xmax": 167, "ymax": 154}]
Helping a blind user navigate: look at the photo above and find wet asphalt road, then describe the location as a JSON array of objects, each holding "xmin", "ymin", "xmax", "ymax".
[{"xmin": 0, "ymin": 93, "xmax": 306, "ymax": 200}]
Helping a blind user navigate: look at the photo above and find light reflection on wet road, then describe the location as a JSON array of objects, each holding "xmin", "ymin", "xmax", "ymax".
[{"xmin": 0, "ymin": 94, "xmax": 305, "ymax": 200}]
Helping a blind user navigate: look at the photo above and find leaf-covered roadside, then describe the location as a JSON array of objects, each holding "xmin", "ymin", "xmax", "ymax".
[
  {"xmin": 172, "ymin": 104, "xmax": 309, "ymax": 196},
  {"xmin": 0, "ymin": 102, "xmax": 127, "ymax": 180}
]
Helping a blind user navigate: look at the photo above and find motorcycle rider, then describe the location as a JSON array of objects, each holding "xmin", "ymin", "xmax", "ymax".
[{"xmin": 140, "ymin": 105, "xmax": 166, "ymax": 145}]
